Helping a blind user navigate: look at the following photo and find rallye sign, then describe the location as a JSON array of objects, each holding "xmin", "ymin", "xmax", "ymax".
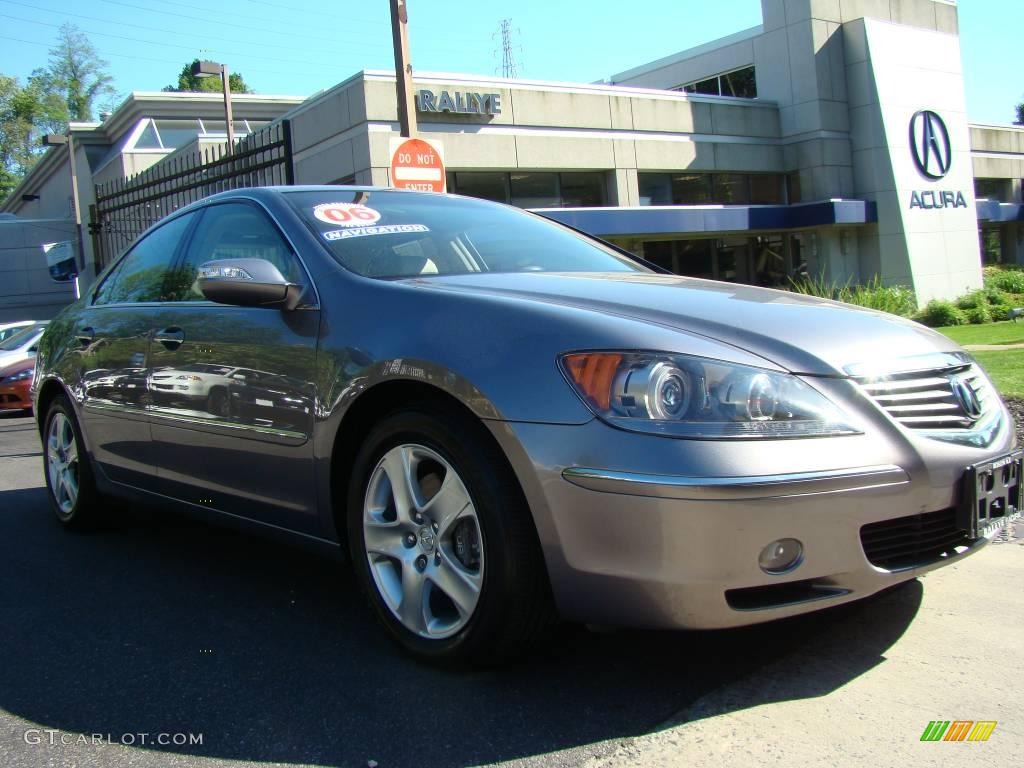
[{"xmin": 415, "ymin": 89, "xmax": 501, "ymax": 116}]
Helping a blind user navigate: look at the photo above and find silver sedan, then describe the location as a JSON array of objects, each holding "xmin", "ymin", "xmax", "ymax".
[{"xmin": 32, "ymin": 187, "xmax": 1021, "ymax": 664}]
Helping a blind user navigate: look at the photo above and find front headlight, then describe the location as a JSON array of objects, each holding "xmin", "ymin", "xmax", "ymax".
[
  {"xmin": 3, "ymin": 369, "xmax": 33, "ymax": 384},
  {"xmin": 560, "ymin": 351, "xmax": 860, "ymax": 439}
]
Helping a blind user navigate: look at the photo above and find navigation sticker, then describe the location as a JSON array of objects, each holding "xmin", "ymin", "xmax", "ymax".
[
  {"xmin": 322, "ymin": 224, "xmax": 430, "ymax": 241},
  {"xmin": 313, "ymin": 202, "xmax": 382, "ymax": 227}
]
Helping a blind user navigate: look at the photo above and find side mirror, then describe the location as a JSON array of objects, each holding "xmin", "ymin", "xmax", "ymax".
[
  {"xmin": 43, "ymin": 241, "xmax": 79, "ymax": 283},
  {"xmin": 197, "ymin": 258, "xmax": 303, "ymax": 310}
]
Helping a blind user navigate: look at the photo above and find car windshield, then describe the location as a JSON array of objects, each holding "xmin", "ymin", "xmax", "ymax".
[
  {"xmin": 0, "ymin": 323, "xmax": 46, "ymax": 351},
  {"xmin": 285, "ymin": 189, "xmax": 649, "ymax": 279}
]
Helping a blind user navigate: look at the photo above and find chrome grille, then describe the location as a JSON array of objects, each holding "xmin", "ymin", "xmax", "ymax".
[{"xmin": 855, "ymin": 365, "xmax": 993, "ymax": 430}]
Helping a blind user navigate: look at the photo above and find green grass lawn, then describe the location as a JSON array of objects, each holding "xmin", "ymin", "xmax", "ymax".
[
  {"xmin": 971, "ymin": 350, "xmax": 1024, "ymax": 399},
  {"xmin": 934, "ymin": 322, "xmax": 1024, "ymax": 399},
  {"xmin": 936, "ymin": 321, "xmax": 1024, "ymax": 347}
]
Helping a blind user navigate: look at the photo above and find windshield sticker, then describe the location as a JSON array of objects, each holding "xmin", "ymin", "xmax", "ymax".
[
  {"xmin": 313, "ymin": 202, "xmax": 382, "ymax": 227},
  {"xmin": 323, "ymin": 224, "xmax": 430, "ymax": 241}
]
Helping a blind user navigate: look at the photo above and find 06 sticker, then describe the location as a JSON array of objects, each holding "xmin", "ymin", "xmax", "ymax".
[{"xmin": 313, "ymin": 202, "xmax": 381, "ymax": 227}]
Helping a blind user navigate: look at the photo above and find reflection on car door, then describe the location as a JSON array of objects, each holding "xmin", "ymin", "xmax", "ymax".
[
  {"xmin": 77, "ymin": 212, "xmax": 197, "ymax": 487},
  {"xmin": 146, "ymin": 201, "xmax": 321, "ymax": 534}
]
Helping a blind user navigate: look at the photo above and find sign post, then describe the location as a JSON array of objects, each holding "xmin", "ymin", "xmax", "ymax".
[{"xmin": 389, "ymin": 137, "xmax": 446, "ymax": 193}]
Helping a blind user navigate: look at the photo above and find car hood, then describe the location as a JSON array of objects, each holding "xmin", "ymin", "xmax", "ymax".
[{"xmin": 410, "ymin": 272, "xmax": 959, "ymax": 376}]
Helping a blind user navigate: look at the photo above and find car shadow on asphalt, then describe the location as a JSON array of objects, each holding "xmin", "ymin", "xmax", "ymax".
[{"xmin": 0, "ymin": 485, "xmax": 922, "ymax": 767}]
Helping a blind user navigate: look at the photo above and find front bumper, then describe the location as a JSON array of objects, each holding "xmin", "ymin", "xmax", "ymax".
[
  {"xmin": 0, "ymin": 382, "xmax": 32, "ymax": 411},
  {"xmin": 487, "ymin": 400, "xmax": 1017, "ymax": 630}
]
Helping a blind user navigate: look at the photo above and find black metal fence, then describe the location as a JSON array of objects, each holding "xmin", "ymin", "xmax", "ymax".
[{"xmin": 88, "ymin": 120, "xmax": 294, "ymax": 270}]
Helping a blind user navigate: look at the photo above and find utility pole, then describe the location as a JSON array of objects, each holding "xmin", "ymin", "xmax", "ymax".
[{"xmin": 390, "ymin": 0, "xmax": 417, "ymax": 138}]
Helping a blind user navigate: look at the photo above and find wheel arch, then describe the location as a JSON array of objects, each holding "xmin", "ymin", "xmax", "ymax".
[
  {"xmin": 34, "ymin": 377, "xmax": 73, "ymax": 437},
  {"xmin": 326, "ymin": 379, "xmax": 533, "ymax": 552}
]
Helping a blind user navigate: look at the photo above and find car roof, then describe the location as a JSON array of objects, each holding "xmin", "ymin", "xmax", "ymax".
[{"xmin": 190, "ymin": 185, "xmax": 425, "ymax": 206}]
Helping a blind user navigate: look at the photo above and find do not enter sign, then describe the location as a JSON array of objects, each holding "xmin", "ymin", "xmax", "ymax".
[{"xmin": 390, "ymin": 137, "xmax": 446, "ymax": 193}]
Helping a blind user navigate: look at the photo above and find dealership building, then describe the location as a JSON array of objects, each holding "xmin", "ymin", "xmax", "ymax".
[{"xmin": 3, "ymin": 0, "xmax": 1023, "ymax": 320}]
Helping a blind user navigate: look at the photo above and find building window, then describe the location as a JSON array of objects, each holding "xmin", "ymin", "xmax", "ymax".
[
  {"xmin": 974, "ymin": 178, "xmax": 1010, "ymax": 202},
  {"xmin": 143, "ymin": 118, "xmax": 265, "ymax": 151},
  {"xmin": 678, "ymin": 66, "xmax": 757, "ymax": 99},
  {"xmin": 449, "ymin": 172, "xmax": 606, "ymax": 208},
  {"xmin": 510, "ymin": 173, "xmax": 559, "ymax": 207},
  {"xmin": 451, "ymin": 172, "xmax": 507, "ymax": 203},
  {"xmin": 638, "ymin": 172, "xmax": 786, "ymax": 205},
  {"xmin": 786, "ymin": 172, "xmax": 802, "ymax": 204}
]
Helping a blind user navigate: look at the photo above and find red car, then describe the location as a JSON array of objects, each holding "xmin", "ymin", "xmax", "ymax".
[{"xmin": 0, "ymin": 357, "xmax": 34, "ymax": 412}]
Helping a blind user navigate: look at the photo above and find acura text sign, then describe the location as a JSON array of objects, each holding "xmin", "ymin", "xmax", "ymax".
[
  {"xmin": 908, "ymin": 110, "xmax": 966, "ymax": 210},
  {"xmin": 415, "ymin": 89, "xmax": 501, "ymax": 116}
]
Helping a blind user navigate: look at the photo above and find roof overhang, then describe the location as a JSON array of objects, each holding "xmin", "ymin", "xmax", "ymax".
[
  {"xmin": 976, "ymin": 199, "xmax": 1024, "ymax": 223},
  {"xmin": 534, "ymin": 200, "xmax": 878, "ymax": 237}
]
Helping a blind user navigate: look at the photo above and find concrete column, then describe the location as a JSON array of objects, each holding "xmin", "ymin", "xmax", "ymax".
[{"xmin": 610, "ymin": 168, "xmax": 639, "ymax": 206}]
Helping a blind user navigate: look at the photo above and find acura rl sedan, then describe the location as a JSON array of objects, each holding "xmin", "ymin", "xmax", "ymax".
[{"xmin": 33, "ymin": 186, "xmax": 1021, "ymax": 664}]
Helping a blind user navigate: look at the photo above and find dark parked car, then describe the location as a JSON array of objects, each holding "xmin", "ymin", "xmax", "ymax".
[
  {"xmin": 33, "ymin": 187, "xmax": 1021, "ymax": 664},
  {"xmin": 0, "ymin": 356, "xmax": 34, "ymax": 412}
]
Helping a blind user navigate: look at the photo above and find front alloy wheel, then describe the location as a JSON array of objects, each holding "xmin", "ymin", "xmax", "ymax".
[
  {"xmin": 363, "ymin": 444, "xmax": 483, "ymax": 639},
  {"xmin": 347, "ymin": 405, "xmax": 555, "ymax": 664}
]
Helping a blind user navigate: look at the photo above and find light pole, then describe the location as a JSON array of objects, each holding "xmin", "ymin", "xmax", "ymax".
[{"xmin": 191, "ymin": 60, "xmax": 235, "ymax": 155}]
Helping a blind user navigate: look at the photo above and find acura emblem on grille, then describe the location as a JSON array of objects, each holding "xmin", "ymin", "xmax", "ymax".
[{"xmin": 950, "ymin": 375, "xmax": 983, "ymax": 419}]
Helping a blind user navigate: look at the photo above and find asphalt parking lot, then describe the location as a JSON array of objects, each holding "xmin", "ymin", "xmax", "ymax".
[{"xmin": 1, "ymin": 408, "xmax": 1021, "ymax": 768}]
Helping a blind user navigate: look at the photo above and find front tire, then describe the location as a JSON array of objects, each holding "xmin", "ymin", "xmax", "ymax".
[
  {"xmin": 43, "ymin": 394, "xmax": 103, "ymax": 530},
  {"xmin": 346, "ymin": 404, "xmax": 554, "ymax": 664}
]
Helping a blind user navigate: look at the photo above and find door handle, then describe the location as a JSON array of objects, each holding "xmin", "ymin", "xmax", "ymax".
[
  {"xmin": 76, "ymin": 326, "xmax": 94, "ymax": 346},
  {"xmin": 153, "ymin": 327, "xmax": 185, "ymax": 348}
]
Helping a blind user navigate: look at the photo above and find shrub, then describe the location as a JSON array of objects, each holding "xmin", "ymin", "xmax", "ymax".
[
  {"xmin": 984, "ymin": 267, "xmax": 1024, "ymax": 294},
  {"xmin": 846, "ymin": 279, "xmax": 917, "ymax": 317},
  {"xmin": 984, "ymin": 287, "xmax": 1010, "ymax": 306},
  {"xmin": 990, "ymin": 304, "xmax": 1014, "ymax": 322},
  {"xmin": 789, "ymin": 275, "xmax": 916, "ymax": 317},
  {"xmin": 956, "ymin": 289, "xmax": 988, "ymax": 309},
  {"xmin": 964, "ymin": 304, "xmax": 992, "ymax": 325},
  {"xmin": 915, "ymin": 299, "xmax": 966, "ymax": 327}
]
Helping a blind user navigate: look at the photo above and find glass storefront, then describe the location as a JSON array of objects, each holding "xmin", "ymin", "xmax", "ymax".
[
  {"xmin": 638, "ymin": 172, "xmax": 787, "ymax": 206},
  {"xmin": 637, "ymin": 234, "xmax": 794, "ymax": 286},
  {"xmin": 449, "ymin": 172, "xmax": 606, "ymax": 208}
]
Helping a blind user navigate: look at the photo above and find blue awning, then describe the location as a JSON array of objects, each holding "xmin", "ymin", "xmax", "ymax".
[
  {"xmin": 976, "ymin": 200, "xmax": 1024, "ymax": 223},
  {"xmin": 533, "ymin": 200, "xmax": 878, "ymax": 237}
]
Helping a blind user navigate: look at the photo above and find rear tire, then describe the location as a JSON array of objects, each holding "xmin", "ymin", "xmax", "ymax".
[
  {"xmin": 43, "ymin": 394, "xmax": 104, "ymax": 531},
  {"xmin": 346, "ymin": 403, "xmax": 555, "ymax": 665}
]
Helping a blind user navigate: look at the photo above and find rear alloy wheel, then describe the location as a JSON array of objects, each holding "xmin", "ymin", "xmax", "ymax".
[
  {"xmin": 347, "ymin": 405, "xmax": 554, "ymax": 664},
  {"xmin": 44, "ymin": 395, "xmax": 103, "ymax": 530}
]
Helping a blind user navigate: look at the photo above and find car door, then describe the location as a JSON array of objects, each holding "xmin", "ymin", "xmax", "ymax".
[
  {"xmin": 146, "ymin": 201, "xmax": 321, "ymax": 534},
  {"xmin": 76, "ymin": 212, "xmax": 198, "ymax": 488}
]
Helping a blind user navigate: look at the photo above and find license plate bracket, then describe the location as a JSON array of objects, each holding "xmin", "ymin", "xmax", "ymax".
[{"xmin": 959, "ymin": 449, "xmax": 1023, "ymax": 539}]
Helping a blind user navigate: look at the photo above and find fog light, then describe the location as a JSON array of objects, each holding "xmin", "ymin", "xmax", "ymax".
[{"xmin": 759, "ymin": 538, "xmax": 803, "ymax": 574}]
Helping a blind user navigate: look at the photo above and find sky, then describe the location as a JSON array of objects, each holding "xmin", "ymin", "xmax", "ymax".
[{"xmin": 0, "ymin": 0, "xmax": 1019, "ymax": 124}]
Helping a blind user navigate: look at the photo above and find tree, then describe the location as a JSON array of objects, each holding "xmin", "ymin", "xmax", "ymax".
[
  {"xmin": 163, "ymin": 60, "xmax": 253, "ymax": 94},
  {"xmin": 30, "ymin": 23, "xmax": 115, "ymax": 122},
  {"xmin": 1016, "ymin": 101, "xmax": 1024, "ymax": 125},
  {"xmin": 0, "ymin": 25, "xmax": 114, "ymax": 202},
  {"xmin": 0, "ymin": 75, "xmax": 67, "ymax": 201}
]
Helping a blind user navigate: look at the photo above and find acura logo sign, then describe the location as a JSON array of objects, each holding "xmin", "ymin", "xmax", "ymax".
[
  {"xmin": 950, "ymin": 375, "xmax": 982, "ymax": 420},
  {"xmin": 909, "ymin": 110, "xmax": 951, "ymax": 180}
]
